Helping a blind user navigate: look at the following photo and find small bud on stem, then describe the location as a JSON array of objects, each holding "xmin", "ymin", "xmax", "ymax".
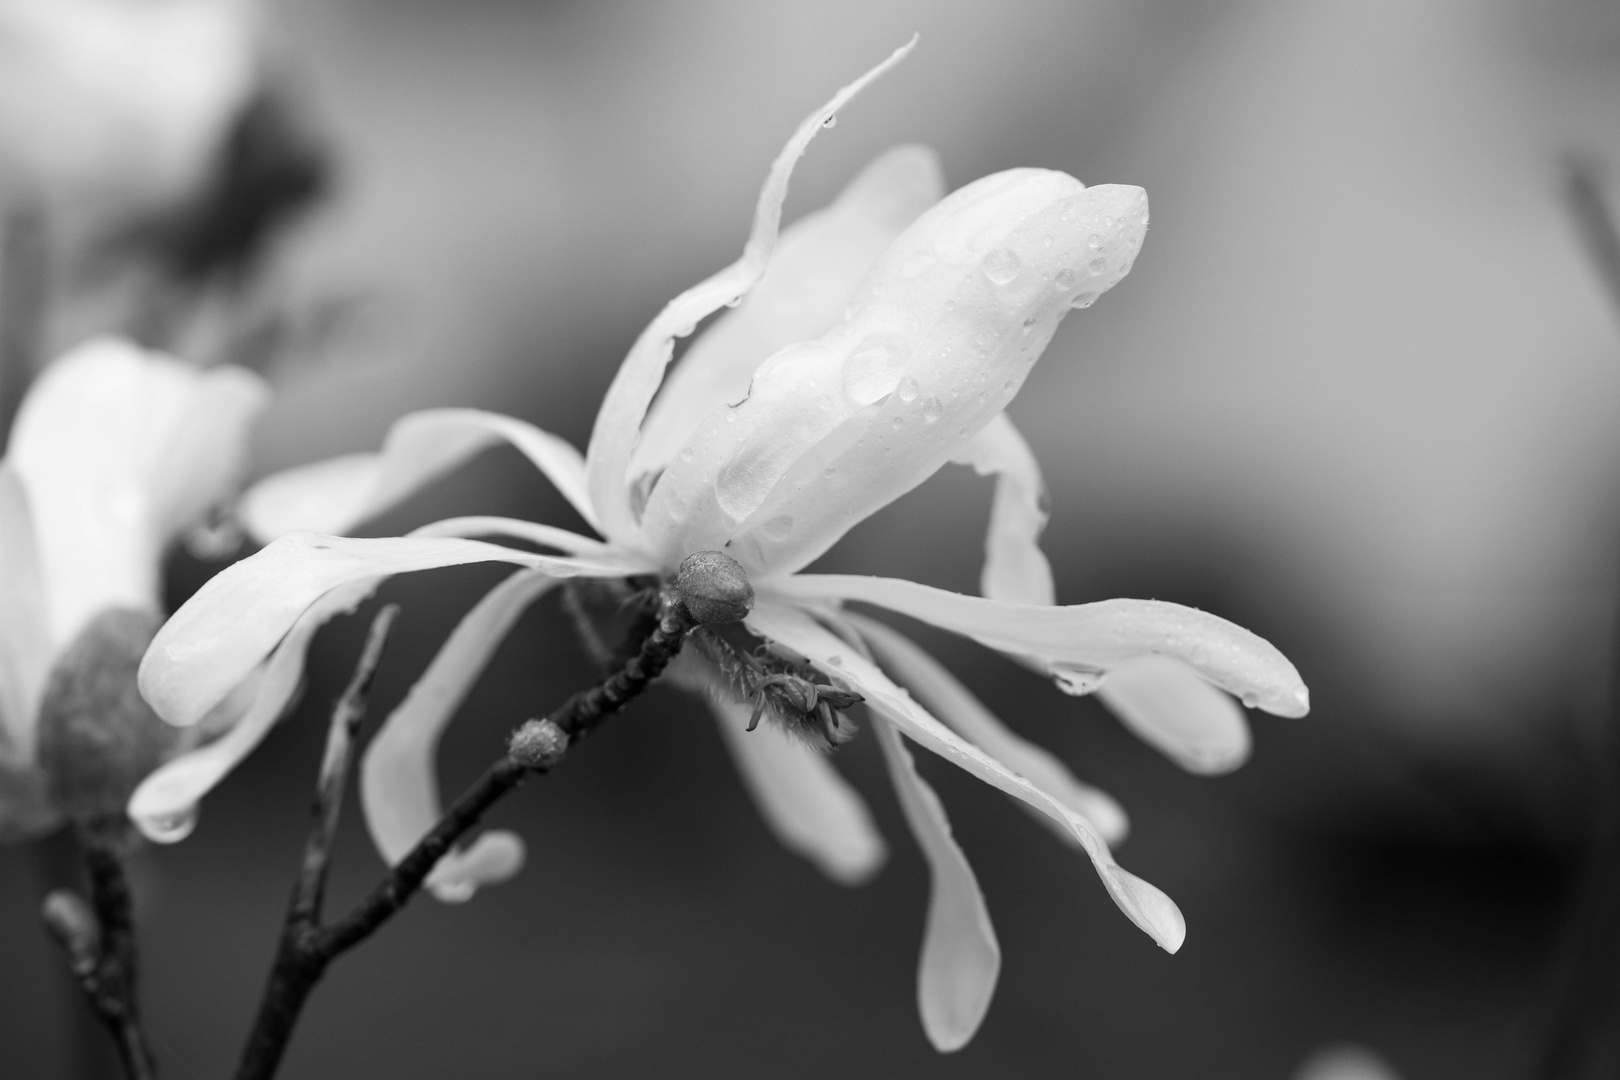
[
  {"xmin": 508, "ymin": 718, "xmax": 569, "ymax": 770},
  {"xmin": 672, "ymin": 550, "xmax": 754, "ymax": 625},
  {"xmin": 41, "ymin": 889, "xmax": 100, "ymax": 975}
]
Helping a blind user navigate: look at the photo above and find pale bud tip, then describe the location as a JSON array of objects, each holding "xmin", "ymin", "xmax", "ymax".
[{"xmin": 509, "ymin": 718, "xmax": 569, "ymax": 770}]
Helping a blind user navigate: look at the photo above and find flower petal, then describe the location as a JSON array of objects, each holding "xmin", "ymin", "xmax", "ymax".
[
  {"xmin": 0, "ymin": 466, "xmax": 52, "ymax": 761},
  {"xmin": 746, "ymin": 600, "xmax": 1185, "ymax": 952},
  {"xmin": 770, "ymin": 575, "xmax": 1310, "ymax": 719},
  {"xmin": 631, "ymin": 144, "xmax": 945, "ymax": 485},
  {"xmin": 703, "ymin": 683, "xmax": 886, "ymax": 885},
  {"xmin": 361, "ymin": 567, "xmax": 559, "ymax": 903},
  {"xmin": 238, "ymin": 408, "xmax": 596, "ymax": 542},
  {"xmin": 139, "ymin": 530, "xmax": 636, "ymax": 729},
  {"xmin": 408, "ymin": 516, "xmax": 617, "ymax": 558},
  {"xmin": 8, "ymin": 337, "xmax": 268, "ymax": 646},
  {"xmin": 584, "ymin": 37, "xmax": 917, "ymax": 547},
  {"xmin": 851, "ymin": 614, "xmax": 1128, "ymax": 845},
  {"xmin": 872, "ymin": 714, "xmax": 1000, "ymax": 1052},
  {"xmin": 1097, "ymin": 654, "xmax": 1251, "ymax": 775},
  {"xmin": 712, "ymin": 179, "xmax": 1147, "ymax": 579},
  {"xmin": 951, "ymin": 413, "xmax": 1054, "ymax": 606}
]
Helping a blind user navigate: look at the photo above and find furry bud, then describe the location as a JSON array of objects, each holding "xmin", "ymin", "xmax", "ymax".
[
  {"xmin": 672, "ymin": 551, "xmax": 754, "ymax": 625},
  {"xmin": 508, "ymin": 718, "xmax": 569, "ymax": 770},
  {"xmin": 41, "ymin": 889, "xmax": 99, "ymax": 973}
]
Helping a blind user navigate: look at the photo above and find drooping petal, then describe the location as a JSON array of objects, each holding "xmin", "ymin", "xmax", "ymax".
[
  {"xmin": 703, "ymin": 684, "xmax": 885, "ymax": 885},
  {"xmin": 139, "ymin": 530, "xmax": 638, "ymax": 730},
  {"xmin": 1097, "ymin": 655, "xmax": 1251, "ymax": 775},
  {"xmin": 770, "ymin": 574, "xmax": 1310, "ymax": 719},
  {"xmin": 0, "ymin": 466, "xmax": 52, "ymax": 762},
  {"xmin": 8, "ymin": 337, "xmax": 269, "ymax": 647},
  {"xmin": 630, "ymin": 144, "xmax": 945, "ymax": 483},
  {"xmin": 129, "ymin": 579, "xmax": 374, "ymax": 842},
  {"xmin": 851, "ymin": 614, "xmax": 1128, "ymax": 845},
  {"xmin": 746, "ymin": 600, "xmax": 1185, "ymax": 953},
  {"xmin": 584, "ymin": 37, "xmax": 917, "ymax": 547},
  {"xmin": 238, "ymin": 408, "xmax": 597, "ymax": 543},
  {"xmin": 656, "ymin": 177, "xmax": 1147, "ymax": 578},
  {"xmin": 951, "ymin": 414, "xmax": 1054, "ymax": 606},
  {"xmin": 872, "ymin": 714, "xmax": 1000, "ymax": 1052},
  {"xmin": 408, "ymin": 516, "xmax": 617, "ymax": 558},
  {"xmin": 361, "ymin": 568, "xmax": 558, "ymax": 903}
]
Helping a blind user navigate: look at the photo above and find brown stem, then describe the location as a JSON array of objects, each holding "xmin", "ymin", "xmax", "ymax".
[{"xmin": 234, "ymin": 593, "xmax": 696, "ymax": 1080}]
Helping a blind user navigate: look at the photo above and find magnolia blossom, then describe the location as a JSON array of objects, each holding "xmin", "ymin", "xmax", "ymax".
[
  {"xmin": 132, "ymin": 43, "xmax": 1307, "ymax": 1049},
  {"xmin": 0, "ymin": 337, "xmax": 265, "ymax": 838}
]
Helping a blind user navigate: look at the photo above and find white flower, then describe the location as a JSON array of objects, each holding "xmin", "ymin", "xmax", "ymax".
[
  {"xmin": 0, "ymin": 336, "xmax": 266, "ymax": 838},
  {"xmin": 132, "ymin": 42, "xmax": 1308, "ymax": 1049}
]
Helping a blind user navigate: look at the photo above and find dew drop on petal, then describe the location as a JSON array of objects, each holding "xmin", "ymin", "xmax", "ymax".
[
  {"xmin": 1087, "ymin": 233, "xmax": 1102, "ymax": 248},
  {"xmin": 1021, "ymin": 316, "xmax": 1037, "ymax": 334},
  {"xmin": 1191, "ymin": 644, "xmax": 1209, "ymax": 665},
  {"xmin": 762, "ymin": 515, "xmax": 795, "ymax": 541},
  {"xmin": 1054, "ymin": 268, "xmax": 1077, "ymax": 291},
  {"xmin": 822, "ymin": 115, "xmax": 837, "ymax": 129},
  {"xmin": 891, "ymin": 416, "xmax": 904, "ymax": 430},
  {"xmin": 679, "ymin": 447, "xmax": 694, "ymax": 462},
  {"xmin": 896, "ymin": 375, "xmax": 919, "ymax": 402},
  {"xmin": 1071, "ymin": 292, "xmax": 1099, "ymax": 310},
  {"xmin": 1089, "ymin": 257, "xmax": 1108, "ymax": 274},
  {"xmin": 922, "ymin": 396, "xmax": 944, "ymax": 423},
  {"xmin": 1241, "ymin": 691, "xmax": 1260, "ymax": 709},
  {"xmin": 982, "ymin": 247, "xmax": 1022, "ymax": 284},
  {"xmin": 843, "ymin": 341, "xmax": 907, "ymax": 406},
  {"xmin": 146, "ymin": 806, "xmax": 199, "ymax": 843}
]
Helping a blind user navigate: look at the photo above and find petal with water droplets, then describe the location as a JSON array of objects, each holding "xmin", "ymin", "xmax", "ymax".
[
  {"xmin": 1098, "ymin": 655, "xmax": 1251, "ymax": 775},
  {"xmin": 950, "ymin": 414, "xmax": 1054, "ymax": 606}
]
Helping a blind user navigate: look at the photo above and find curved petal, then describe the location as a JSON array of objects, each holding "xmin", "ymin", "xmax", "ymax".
[
  {"xmin": 408, "ymin": 516, "xmax": 618, "ymax": 558},
  {"xmin": 851, "ymin": 614, "xmax": 1128, "ymax": 845},
  {"xmin": 238, "ymin": 408, "xmax": 596, "ymax": 542},
  {"xmin": 746, "ymin": 600, "xmax": 1185, "ymax": 953},
  {"xmin": 951, "ymin": 414, "xmax": 1054, "ymax": 606},
  {"xmin": 8, "ymin": 337, "xmax": 269, "ymax": 646},
  {"xmin": 0, "ymin": 466, "xmax": 52, "ymax": 761},
  {"xmin": 585, "ymin": 37, "xmax": 917, "ymax": 547},
  {"xmin": 630, "ymin": 144, "xmax": 945, "ymax": 482},
  {"xmin": 872, "ymin": 714, "xmax": 999, "ymax": 1052},
  {"xmin": 702, "ymin": 683, "xmax": 886, "ymax": 885},
  {"xmin": 1098, "ymin": 655, "xmax": 1251, "ymax": 775},
  {"xmin": 139, "ymin": 531, "xmax": 638, "ymax": 730},
  {"xmin": 770, "ymin": 574, "xmax": 1310, "ymax": 719},
  {"xmin": 129, "ymin": 579, "xmax": 374, "ymax": 842},
  {"xmin": 690, "ymin": 180, "xmax": 1147, "ymax": 579},
  {"xmin": 361, "ymin": 568, "xmax": 559, "ymax": 903}
]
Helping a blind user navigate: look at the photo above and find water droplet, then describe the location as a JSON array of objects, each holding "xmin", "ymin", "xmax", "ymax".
[
  {"xmin": 1241, "ymin": 691, "xmax": 1260, "ymax": 709},
  {"xmin": 1191, "ymin": 644, "xmax": 1209, "ymax": 665},
  {"xmin": 144, "ymin": 806, "xmax": 199, "ymax": 843},
  {"xmin": 1054, "ymin": 268, "xmax": 1077, "ymax": 291},
  {"xmin": 1053, "ymin": 668, "xmax": 1105, "ymax": 695},
  {"xmin": 944, "ymin": 299, "xmax": 956, "ymax": 311},
  {"xmin": 896, "ymin": 375, "xmax": 919, "ymax": 402},
  {"xmin": 977, "ymin": 391, "xmax": 988, "ymax": 402},
  {"xmin": 843, "ymin": 338, "xmax": 909, "ymax": 405},
  {"xmin": 891, "ymin": 416, "xmax": 904, "ymax": 430},
  {"xmin": 822, "ymin": 466, "xmax": 838, "ymax": 478},
  {"xmin": 1002, "ymin": 379, "xmax": 1013, "ymax": 391},
  {"xmin": 1022, "ymin": 316, "xmax": 1038, "ymax": 334},
  {"xmin": 828, "ymin": 654, "xmax": 845, "ymax": 667},
  {"xmin": 724, "ymin": 295, "xmax": 744, "ymax": 309},
  {"xmin": 1071, "ymin": 292, "xmax": 1099, "ymax": 310},
  {"xmin": 726, "ymin": 411, "xmax": 738, "ymax": 423},
  {"xmin": 762, "ymin": 515, "xmax": 794, "ymax": 541},
  {"xmin": 1088, "ymin": 257, "xmax": 1107, "ymax": 274},
  {"xmin": 1043, "ymin": 234, "xmax": 1054, "ymax": 247},
  {"xmin": 679, "ymin": 447, "xmax": 694, "ymax": 462},
  {"xmin": 922, "ymin": 396, "xmax": 944, "ymax": 423},
  {"xmin": 982, "ymin": 247, "xmax": 1022, "ymax": 285},
  {"xmin": 821, "ymin": 115, "xmax": 837, "ymax": 128},
  {"xmin": 1087, "ymin": 233, "xmax": 1102, "ymax": 248}
]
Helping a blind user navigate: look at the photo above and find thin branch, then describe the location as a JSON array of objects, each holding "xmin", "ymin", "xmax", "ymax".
[{"xmin": 234, "ymin": 593, "xmax": 697, "ymax": 1080}]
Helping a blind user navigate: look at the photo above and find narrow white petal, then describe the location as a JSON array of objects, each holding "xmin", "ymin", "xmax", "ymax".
[
  {"xmin": 129, "ymin": 579, "xmax": 376, "ymax": 841},
  {"xmin": 361, "ymin": 568, "xmax": 559, "ymax": 903},
  {"xmin": 707, "ymin": 689, "xmax": 885, "ymax": 885},
  {"xmin": 746, "ymin": 601, "xmax": 1185, "ymax": 953},
  {"xmin": 720, "ymin": 181, "xmax": 1149, "ymax": 579},
  {"xmin": 1098, "ymin": 655, "xmax": 1251, "ymax": 775},
  {"xmin": 0, "ymin": 466, "xmax": 52, "ymax": 760},
  {"xmin": 139, "ymin": 531, "xmax": 636, "ymax": 730},
  {"xmin": 9, "ymin": 338, "xmax": 268, "ymax": 646},
  {"xmin": 632, "ymin": 144, "xmax": 944, "ymax": 483},
  {"xmin": 950, "ymin": 414, "xmax": 1054, "ymax": 606},
  {"xmin": 584, "ymin": 37, "xmax": 917, "ymax": 546},
  {"xmin": 238, "ymin": 408, "xmax": 596, "ymax": 543},
  {"xmin": 408, "ymin": 516, "xmax": 618, "ymax": 558},
  {"xmin": 872, "ymin": 715, "xmax": 999, "ymax": 1052},
  {"xmin": 770, "ymin": 575, "xmax": 1310, "ymax": 719},
  {"xmin": 851, "ymin": 614, "xmax": 1128, "ymax": 845}
]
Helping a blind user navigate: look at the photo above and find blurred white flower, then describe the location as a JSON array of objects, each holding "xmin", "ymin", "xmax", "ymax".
[
  {"xmin": 0, "ymin": 337, "xmax": 266, "ymax": 838},
  {"xmin": 1294, "ymin": 1044, "xmax": 1402, "ymax": 1080},
  {"xmin": 131, "ymin": 42, "xmax": 1307, "ymax": 1050},
  {"xmin": 0, "ymin": 0, "xmax": 259, "ymax": 227}
]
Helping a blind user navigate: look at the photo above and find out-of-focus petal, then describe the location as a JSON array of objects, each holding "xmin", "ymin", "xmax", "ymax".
[
  {"xmin": 1097, "ymin": 655, "xmax": 1251, "ymax": 775},
  {"xmin": 771, "ymin": 574, "xmax": 1310, "ymax": 719},
  {"xmin": 585, "ymin": 37, "xmax": 917, "ymax": 547},
  {"xmin": 8, "ymin": 337, "xmax": 269, "ymax": 647},
  {"xmin": 1293, "ymin": 1045, "xmax": 1403, "ymax": 1080},
  {"xmin": 715, "ymin": 181, "xmax": 1147, "ymax": 579},
  {"xmin": 631, "ymin": 144, "xmax": 945, "ymax": 482},
  {"xmin": 139, "ymin": 531, "xmax": 637, "ymax": 730},
  {"xmin": 872, "ymin": 714, "xmax": 999, "ymax": 1052},
  {"xmin": 851, "ymin": 614, "xmax": 1127, "ymax": 844},
  {"xmin": 238, "ymin": 408, "xmax": 596, "ymax": 543},
  {"xmin": 129, "ymin": 578, "xmax": 374, "ymax": 842},
  {"xmin": 703, "ymin": 683, "xmax": 886, "ymax": 885},
  {"xmin": 361, "ymin": 567, "xmax": 559, "ymax": 903},
  {"xmin": 951, "ymin": 414, "xmax": 1054, "ymax": 606},
  {"xmin": 746, "ymin": 601, "xmax": 1185, "ymax": 953},
  {"xmin": 0, "ymin": 466, "xmax": 52, "ymax": 760},
  {"xmin": 408, "ymin": 516, "xmax": 616, "ymax": 558}
]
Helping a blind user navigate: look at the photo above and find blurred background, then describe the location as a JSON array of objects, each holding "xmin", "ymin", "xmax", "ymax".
[{"xmin": 5, "ymin": 0, "xmax": 1620, "ymax": 1076}]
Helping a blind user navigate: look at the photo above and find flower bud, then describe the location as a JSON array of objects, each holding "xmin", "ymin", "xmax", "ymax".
[
  {"xmin": 35, "ymin": 607, "xmax": 187, "ymax": 829},
  {"xmin": 508, "ymin": 718, "xmax": 568, "ymax": 770},
  {"xmin": 672, "ymin": 550, "xmax": 755, "ymax": 625},
  {"xmin": 41, "ymin": 889, "xmax": 99, "ymax": 974}
]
